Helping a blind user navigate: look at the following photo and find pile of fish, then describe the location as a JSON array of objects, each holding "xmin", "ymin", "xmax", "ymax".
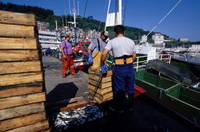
[{"xmin": 52, "ymin": 104, "xmax": 103, "ymax": 131}]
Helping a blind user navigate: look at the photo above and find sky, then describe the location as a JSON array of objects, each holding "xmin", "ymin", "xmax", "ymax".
[{"xmin": 2, "ymin": 0, "xmax": 200, "ymax": 41}]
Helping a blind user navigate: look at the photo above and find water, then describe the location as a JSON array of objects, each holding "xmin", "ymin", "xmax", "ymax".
[{"xmin": 185, "ymin": 53, "xmax": 200, "ymax": 64}]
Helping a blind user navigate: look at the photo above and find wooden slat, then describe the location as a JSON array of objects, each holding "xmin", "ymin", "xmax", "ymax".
[
  {"xmin": 48, "ymin": 97, "xmax": 96, "ymax": 112},
  {"xmin": 0, "ymin": 38, "xmax": 37, "ymax": 49},
  {"xmin": 92, "ymin": 96, "xmax": 112, "ymax": 104},
  {"xmin": 0, "ymin": 24, "xmax": 35, "ymax": 38},
  {"xmin": 0, "ymin": 84, "xmax": 43, "ymax": 98},
  {"xmin": 88, "ymin": 79, "xmax": 112, "ymax": 89},
  {"xmin": 6, "ymin": 120, "xmax": 49, "ymax": 132},
  {"xmin": 0, "ymin": 72, "xmax": 42, "ymax": 87},
  {"xmin": 47, "ymin": 96, "xmax": 85, "ymax": 106},
  {"xmin": 88, "ymin": 84, "xmax": 112, "ymax": 95},
  {"xmin": 0, "ymin": 102, "xmax": 44, "ymax": 121},
  {"xmin": 0, "ymin": 61, "xmax": 41, "ymax": 74},
  {"xmin": 88, "ymin": 69, "xmax": 113, "ymax": 76},
  {"xmin": 89, "ymin": 90, "xmax": 113, "ymax": 101},
  {"xmin": 60, "ymin": 102, "xmax": 95, "ymax": 112},
  {"xmin": 0, "ymin": 50, "xmax": 39, "ymax": 62},
  {"xmin": 0, "ymin": 10, "xmax": 36, "ymax": 26},
  {"xmin": 89, "ymin": 74, "xmax": 112, "ymax": 83},
  {"xmin": 0, "ymin": 92, "xmax": 45, "ymax": 110},
  {"xmin": 0, "ymin": 112, "xmax": 46, "ymax": 131}
]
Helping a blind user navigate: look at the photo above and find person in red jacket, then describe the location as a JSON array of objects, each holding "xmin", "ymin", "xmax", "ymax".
[{"xmin": 60, "ymin": 34, "xmax": 75, "ymax": 78}]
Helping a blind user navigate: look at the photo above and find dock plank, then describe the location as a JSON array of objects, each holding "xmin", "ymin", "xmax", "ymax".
[
  {"xmin": 0, "ymin": 24, "xmax": 35, "ymax": 38},
  {"xmin": 88, "ymin": 79, "xmax": 112, "ymax": 89},
  {"xmin": 0, "ymin": 72, "xmax": 42, "ymax": 87},
  {"xmin": 88, "ymin": 84, "xmax": 112, "ymax": 95},
  {"xmin": 89, "ymin": 74, "xmax": 112, "ymax": 83},
  {"xmin": 89, "ymin": 90, "xmax": 113, "ymax": 101},
  {"xmin": 0, "ymin": 102, "xmax": 44, "ymax": 121},
  {"xmin": 0, "ymin": 84, "xmax": 43, "ymax": 98},
  {"xmin": 0, "ymin": 112, "xmax": 46, "ymax": 131},
  {"xmin": 0, "ymin": 10, "xmax": 36, "ymax": 26},
  {"xmin": 0, "ymin": 38, "xmax": 37, "ymax": 49},
  {"xmin": 6, "ymin": 120, "xmax": 49, "ymax": 132},
  {"xmin": 0, "ymin": 50, "xmax": 39, "ymax": 62},
  {"xmin": 88, "ymin": 69, "xmax": 113, "ymax": 76},
  {"xmin": 0, "ymin": 92, "xmax": 45, "ymax": 110},
  {"xmin": 0, "ymin": 61, "xmax": 41, "ymax": 75}
]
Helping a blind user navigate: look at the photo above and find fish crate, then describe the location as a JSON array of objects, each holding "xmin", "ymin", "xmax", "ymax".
[
  {"xmin": 88, "ymin": 69, "xmax": 113, "ymax": 103},
  {"xmin": 0, "ymin": 10, "xmax": 49, "ymax": 132}
]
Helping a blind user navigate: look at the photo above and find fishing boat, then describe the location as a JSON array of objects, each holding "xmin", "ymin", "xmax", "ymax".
[
  {"xmin": 133, "ymin": 54, "xmax": 200, "ymax": 127},
  {"xmin": 135, "ymin": 68, "xmax": 200, "ymax": 127}
]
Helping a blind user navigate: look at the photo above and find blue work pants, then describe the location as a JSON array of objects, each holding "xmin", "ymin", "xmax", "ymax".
[{"xmin": 112, "ymin": 64, "xmax": 135, "ymax": 95}]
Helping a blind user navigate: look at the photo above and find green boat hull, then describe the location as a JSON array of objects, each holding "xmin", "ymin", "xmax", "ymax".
[{"xmin": 135, "ymin": 69, "xmax": 200, "ymax": 127}]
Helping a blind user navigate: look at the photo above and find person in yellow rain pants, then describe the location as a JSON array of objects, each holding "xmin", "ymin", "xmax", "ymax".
[{"xmin": 87, "ymin": 31, "xmax": 109, "ymax": 70}]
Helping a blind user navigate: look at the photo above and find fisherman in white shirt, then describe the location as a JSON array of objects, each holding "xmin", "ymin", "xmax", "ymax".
[{"xmin": 101, "ymin": 25, "xmax": 136, "ymax": 113}]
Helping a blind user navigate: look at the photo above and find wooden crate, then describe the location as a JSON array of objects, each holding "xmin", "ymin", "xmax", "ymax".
[
  {"xmin": 88, "ymin": 69, "xmax": 113, "ymax": 103},
  {"xmin": 0, "ymin": 10, "xmax": 49, "ymax": 132}
]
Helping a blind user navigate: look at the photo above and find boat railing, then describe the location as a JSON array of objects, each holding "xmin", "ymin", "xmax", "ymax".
[
  {"xmin": 159, "ymin": 54, "xmax": 171, "ymax": 64},
  {"xmin": 171, "ymin": 53, "xmax": 187, "ymax": 61},
  {"xmin": 133, "ymin": 55, "xmax": 148, "ymax": 72}
]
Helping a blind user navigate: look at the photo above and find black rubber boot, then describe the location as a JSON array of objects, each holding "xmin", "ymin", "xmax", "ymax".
[
  {"xmin": 109, "ymin": 91, "xmax": 126, "ymax": 114},
  {"xmin": 127, "ymin": 93, "xmax": 135, "ymax": 112}
]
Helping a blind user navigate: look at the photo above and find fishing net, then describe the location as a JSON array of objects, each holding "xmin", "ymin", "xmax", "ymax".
[{"xmin": 146, "ymin": 60, "xmax": 199, "ymax": 88}]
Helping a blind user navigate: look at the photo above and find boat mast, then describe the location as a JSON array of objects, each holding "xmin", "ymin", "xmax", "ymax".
[
  {"xmin": 105, "ymin": 0, "xmax": 122, "ymax": 31},
  {"xmin": 105, "ymin": 0, "xmax": 111, "ymax": 31},
  {"xmin": 115, "ymin": 0, "xmax": 118, "ymax": 26},
  {"xmin": 68, "ymin": 0, "xmax": 79, "ymax": 46}
]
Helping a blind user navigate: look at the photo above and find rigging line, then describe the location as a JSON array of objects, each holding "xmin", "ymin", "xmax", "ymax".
[
  {"xmin": 147, "ymin": 0, "xmax": 183, "ymax": 37},
  {"xmin": 68, "ymin": 0, "xmax": 71, "ymax": 14},
  {"xmin": 83, "ymin": 0, "xmax": 89, "ymax": 18},
  {"xmin": 73, "ymin": 0, "xmax": 76, "ymax": 10},
  {"xmin": 98, "ymin": 0, "xmax": 109, "ymax": 32},
  {"xmin": 68, "ymin": 0, "xmax": 72, "ymax": 23},
  {"xmin": 123, "ymin": 0, "xmax": 127, "ymax": 25}
]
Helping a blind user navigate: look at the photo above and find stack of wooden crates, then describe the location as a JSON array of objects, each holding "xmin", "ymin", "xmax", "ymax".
[
  {"xmin": 88, "ymin": 69, "xmax": 113, "ymax": 103},
  {"xmin": 0, "ymin": 10, "xmax": 49, "ymax": 131}
]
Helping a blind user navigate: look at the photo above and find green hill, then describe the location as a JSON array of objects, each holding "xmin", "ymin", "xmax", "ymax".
[{"xmin": 0, "ymin": 2, "xmax": 170, "ymax": 41}]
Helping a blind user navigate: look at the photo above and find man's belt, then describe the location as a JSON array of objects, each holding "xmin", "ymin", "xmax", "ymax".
[{"xmin": 115, "ymin": 55, "xmax": 133, "ymax": 65}]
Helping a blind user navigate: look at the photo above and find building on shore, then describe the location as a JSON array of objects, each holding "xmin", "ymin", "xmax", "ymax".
[{"xmin": 37, "ymin": 21, "xmax": 61, "ymax": 49}]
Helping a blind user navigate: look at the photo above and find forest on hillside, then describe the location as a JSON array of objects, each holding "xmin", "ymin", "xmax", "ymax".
[{"xmin": 0, "ymin": 2, "xmax": 171, "ymax": 41}]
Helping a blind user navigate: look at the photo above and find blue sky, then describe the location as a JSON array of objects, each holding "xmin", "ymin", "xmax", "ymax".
[{"xmin": 2, "ymin": 0, "xmax": 200, "ymax": 41}]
